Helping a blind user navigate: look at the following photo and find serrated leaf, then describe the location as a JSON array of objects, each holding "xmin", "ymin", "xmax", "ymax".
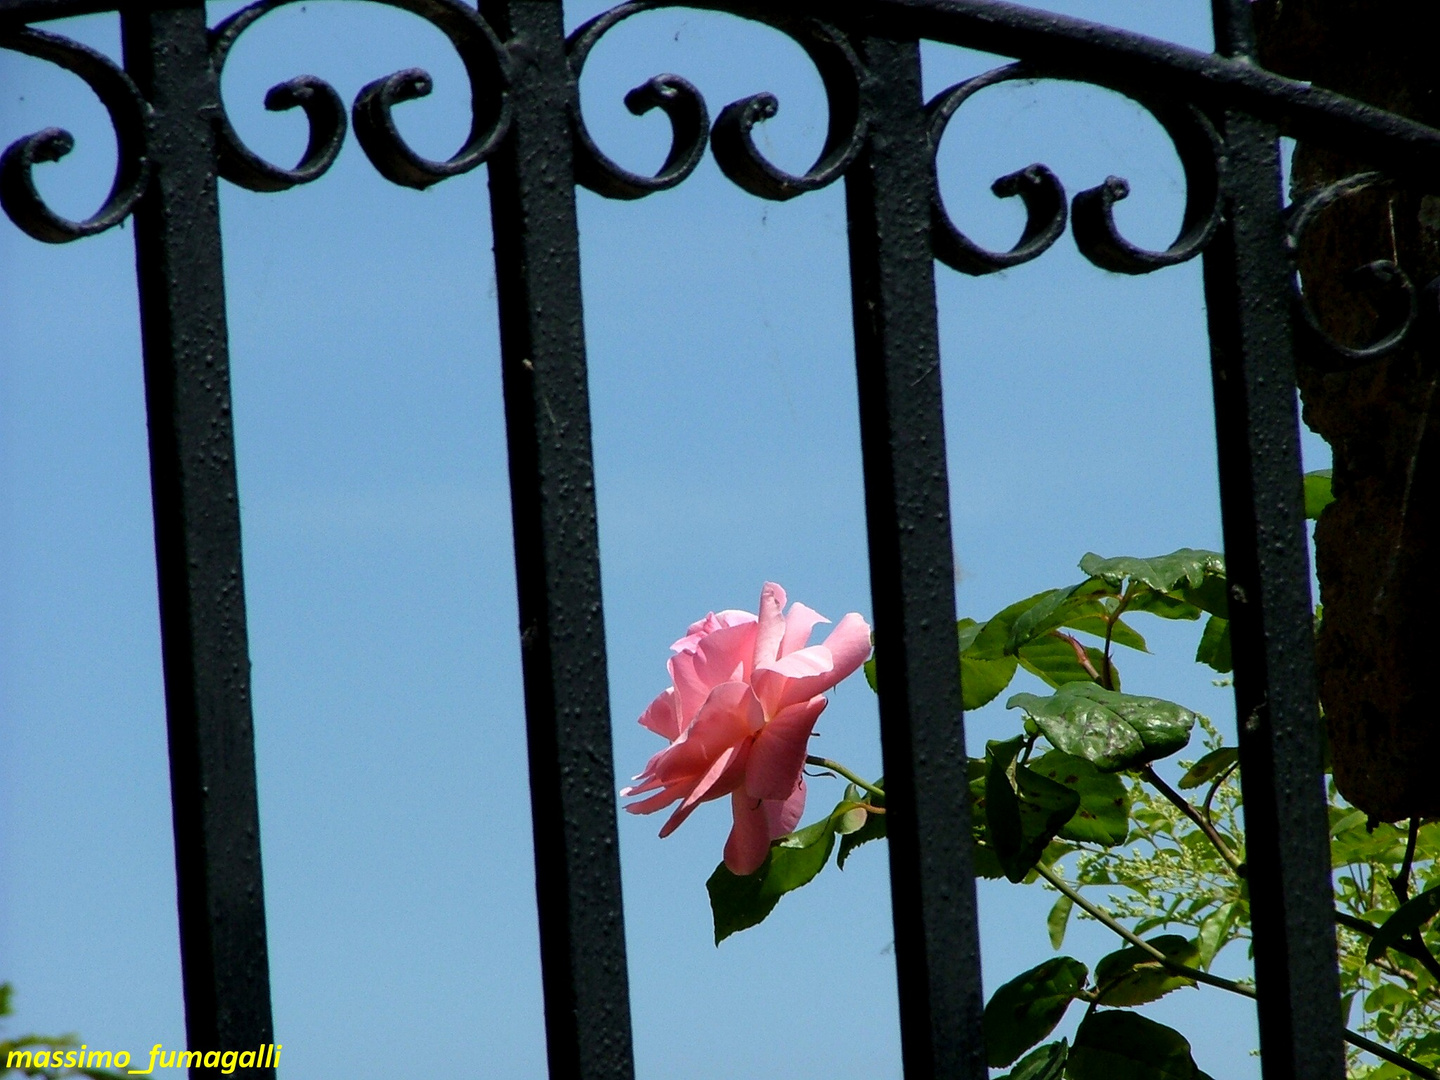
[
  {"xmin": 986, "ymin": 738, "xmax": 1081, "ymax": 882},
  {"xmin": 707, "ymin": 804, "xmax": 854, "ymax": 943},
  {"xmin": 1047, "ymin": 894, "xmax": 1074, "ymax": 949},
  {"xmin": 1304, "ymin": 469, "xmax": 1334, "ymax": 520},
  {"xmin": 1068, "ymin": 1010, "xmax": 1198, "ymax": 1080},
  {"xmin": 1063, "ymin": 611, "xmax": 1149, "ymax": 652},
  {"xmin": 1029, "ymin": 750, "xmax": 1130, "ymax": 845},
  {"xmin": 863, "ymin": 655, "xmax": 878, "ymax": 692},
  {"xmin": 1000, "ymin": 1039, "xmax": 1068, "ymax": 1080},
  {"xmin": 983, "ymin": 956, "xmax": 1088, "ymax": 1067},
  {"xmin": 1006, "ymin": 683, "xmax": 1196, "ymax": 771},
  {"xmin": 1366, "ymin": 885, "xmax": 1440, "ymax": 964},
  {"xmin": 1093, "ymin": 935, "xmax": 1200, "ymax": 1006},
  {"xmin": 1079, "ymin": 549, "xmax": 1225, "ymax": 595},
  {"xmin": 1017, "ymin": 633, "xmax": 1116, "ymax": 690},
  {"xmin": 1194, "ymin": 616, "xmax": 1232, "ymax": 673}
]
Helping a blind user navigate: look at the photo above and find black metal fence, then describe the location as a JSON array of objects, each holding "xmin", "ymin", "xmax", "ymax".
[{"xmin": 3, "ymin": 0, "xmax": 1434, "ymax": 1077}]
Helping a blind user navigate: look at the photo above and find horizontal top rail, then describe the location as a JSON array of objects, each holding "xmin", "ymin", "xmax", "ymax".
[{"xmin": 7, "ymin": 0, "xmax": 1440, "ymax": 183}]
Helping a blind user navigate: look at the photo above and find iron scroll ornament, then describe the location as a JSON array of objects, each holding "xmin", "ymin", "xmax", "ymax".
[
  {"xmin": 0, "ymin": 25, "xmax": 150, "ymax": 244},
  {"xmin": 566, "ymin": 1, "xmax": 866, "ymax": 201},
  {"xmin": 209, "ymin": 0, "xmax": 513, "ymax": 192},
  {"xmin": 1284, "ymin": 171, "xmax": 1434, "ymax": 369},
  {"xmin": 926, "ymin": 63, "xmax": 1223, "ymax": 276}
]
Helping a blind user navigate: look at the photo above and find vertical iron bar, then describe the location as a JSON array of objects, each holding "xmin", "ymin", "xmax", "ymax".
[
  {"xmin": 844, "ymin": 27, "xmax": 986, "ymax": 1080},
  {"xmin": 481, "ymin": 2, "xmax": 635, "ymax": 1078},
  {"xmin": 1203, "ymin": 4, "xmax": 1345, "ymax": 1079},
  {"xmin": 120, "ymin": 4, "xmax": 275, "ymax": 1074}
]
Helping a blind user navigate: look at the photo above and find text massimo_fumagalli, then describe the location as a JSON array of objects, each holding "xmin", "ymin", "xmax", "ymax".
[{"xmin": 6, "ymin": 1043, "xmax": 281, "ymax": 1073}]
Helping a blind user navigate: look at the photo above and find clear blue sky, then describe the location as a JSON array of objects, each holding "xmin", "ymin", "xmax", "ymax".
[{"xmin": 2, "ymin": 2, "xmax": 1328, "ymax": 1077}]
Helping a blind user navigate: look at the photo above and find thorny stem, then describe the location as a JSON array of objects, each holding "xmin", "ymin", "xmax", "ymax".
[
  {"xmin": 1140, "ymin": 764, "xmax": 1246, "ymax": 876},
  {"xmin": 1033, "ymin": 862, "xmax": 1253, "ymax": 997},
  {"xmin": 1054, "ymin": 631, "xmax": 1102, "ymax": 682},
  {"xmin": 804, "ymin": 756, "xmax": 885, "ymax": 800},
  {"xmin": 1035, "ymin": 863, "xmax": 1440, "ymax": 1080},
  {"xmin": 1100, "ymin": 590, "xmax": 1132, "ymax": 692}
]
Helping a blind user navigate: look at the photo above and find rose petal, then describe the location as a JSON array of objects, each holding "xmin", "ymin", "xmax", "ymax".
[
  {"xmin": 752, "ymin": 613, "xmax": 872, "ymax": 715},
  {"xmin": 779, "ymin": 602, "xmax": 828, "ymax": 659},
  {"xmin": 724, "ymin": 790, "xmax": 773, "ymax": 876},
  {"xmin": 637, "ymin": 686, "xmax": 681, "ymax": 741},
  {"xmin": 746, "ymin": 696, "xmax": 827, "ymax": 801},
  {"xmin": 752, "ymin": 582, "xmax": 787, "ymax": 668},
  {"xmin": 659, "ymin": 742, "xmax": 749, "ymax": 838},
  {"xmin": 692, "ymin": 620, "xmax": 758, "ymax": 688},
  {"xmin": 764, "ymin": 775, "xmax": 807, "ymax": 838}
]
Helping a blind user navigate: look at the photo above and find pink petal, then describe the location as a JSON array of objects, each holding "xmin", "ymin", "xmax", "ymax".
[
  {"xmin": 667, "ymin": 651, "xmax": 710, "ymax": 729},
  {"xmin": 764, "ymin": 775, "xmax": 807, "ymax": 838},
  {"xmin": 659, "ymin": 741, "xmax": 749, "ymax": 837},
  {"xmin": 624, "ymin": 781, "xmax": 692, "ymax": 816},
  {"xmin": 724, "ymin": 791, "xmax": 774, "ymax": 876},
  {"xmin": 637, "ymin": 687, "xmax": 681, "ymax": 741},
  {"xmin": 779, "ymin": 602, "xmax": 828, "ymax": 658},
  {"xmin": 746, "ymin": 695, "xmax": 827, "ymax": 801},
  {"xmin": 645, "ymin": 681, "xmax": 763, "ymax": 786},
  {"xmin": 692, "ymin": 620, "xmax": 758, "ymax": 688},
  {"xmin": 818, "ymin": 612, "xmax": 873, "ymax": 684},
  {"xmin": 752, "ymin": 613, "xmax": 872, "ymax": 715},
  {"xmin": 751, "ymin": 645, "xmax": 833, "ymax": 717},
  {"xmin": 752, "ymin": 582, "xmax": 787, "ymax": 668}
]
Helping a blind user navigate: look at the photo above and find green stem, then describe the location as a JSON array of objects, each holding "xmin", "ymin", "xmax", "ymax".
[
  {"xmin": 804, "ymin": 756, "xmax": 884, "ymax": 800},
  {"xmin": 1033, "ymin": 862, "xmax": 1253, "ymax": 997},
  {"xmin": 1036, "ymin": 863, "xmax": 1440, "ymax": 1080},
  {"xmin": 1345, "ymin": 1028, "xmax": 1440, "ymax": 1080}
]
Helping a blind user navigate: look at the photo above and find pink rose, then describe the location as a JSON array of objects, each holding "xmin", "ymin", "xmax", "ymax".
[{"xmin": 622, "ymin": 582, "xmax": 872, "ymax": 875}]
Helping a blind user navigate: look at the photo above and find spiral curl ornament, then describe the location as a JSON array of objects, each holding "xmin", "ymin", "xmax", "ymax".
[
  {"xmin": 927, "ymin": 63, "xmax": 1223, "ymax": 277},
  {"xmin": 1284, "ymin": 172, "xmax": 1424, "ymax": 368},
  {"xmin": 0, "ymin": 27, "xmax": 150, "ymax": 244},
  {"xmin": 566, "ymin": 1, "xmax": 865, "ymax": 202},
  {"xmin": 209, "ymin": 0, "xmax": 512, "ymax": 193}
]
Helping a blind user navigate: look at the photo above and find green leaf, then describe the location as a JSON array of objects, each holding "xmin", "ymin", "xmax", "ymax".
[
  {"xmin": 1006, "ymin": 683, "xmax": 1196, "ymax": 771},
  {"xmin": 837, "ymin": 785, "xmax": 886, "ymax": 869},
  {"xmin": 1123, "ymin": 589, "xmax": 1203, "ymax": 621},
  {"xmin": 1304, "ymin": 469, "xmax": 1334, "ymax": 520},
  {"xmin": 1047, "ymin": 894, "xmax": 1075, "ymax": 950},
  {"xmin": 1017, "ymin": 633, "xmax": 1116, "ymax": 691},
  {"xmin": 1028, "ymin": 750, "xmax": 1130, "ymax": 845},
  {"xmin": 1093, "ymin": 935, "xmax": 1200, "ymax": 1006},
  {"xmin": 1178, "ymin": 747, "xmax": 1239, "ymax": 790},
  {"xmin": 1194, "ymin": 616, "xmax": 1232, "ymax": 674},
  {"xmin": 1365, "ymin": 884, "xmax": 1440, "ymax": 964},
  {"xmin": 970, "ymin": 592, "xmax": 1061, "ymax": 659},
  {"xmin": 983, "ymin": 956, "xmax": 1088, "ymax": 1067},
  {"xmin": 985, "ymin": 738, "xmax": 1081, "ymax": 882},
  {"xmin": 1079, "ymin": 549, "xmax": 1225, "ymax": 595},
  {"xmin": 707, "ymin": 806, "xmax": 860, "ymax": 943},
  {"xmin": 1000, "ymin": 1040, "xmax": 1068, "ymax": 1080},
  {"xmin": 1068, "ymin": 1010, "xmax": 1198, "ymax": 1080},
  {"xmin": 956, "ymin": 615, "xmax": 1021, "ymax": 709},
  {"xmin": 863, "ymin": 655, "xmax": 877, "ymax": 692},
  {"xmin": 1196, "ymin": 901, "xmax": 1241, "ymax": 969}
]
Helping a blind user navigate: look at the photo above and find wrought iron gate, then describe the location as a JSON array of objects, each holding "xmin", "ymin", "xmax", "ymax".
[{"xmin": 3, "ymin": 0, "xmax": 1436, "ymax": 1077}]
